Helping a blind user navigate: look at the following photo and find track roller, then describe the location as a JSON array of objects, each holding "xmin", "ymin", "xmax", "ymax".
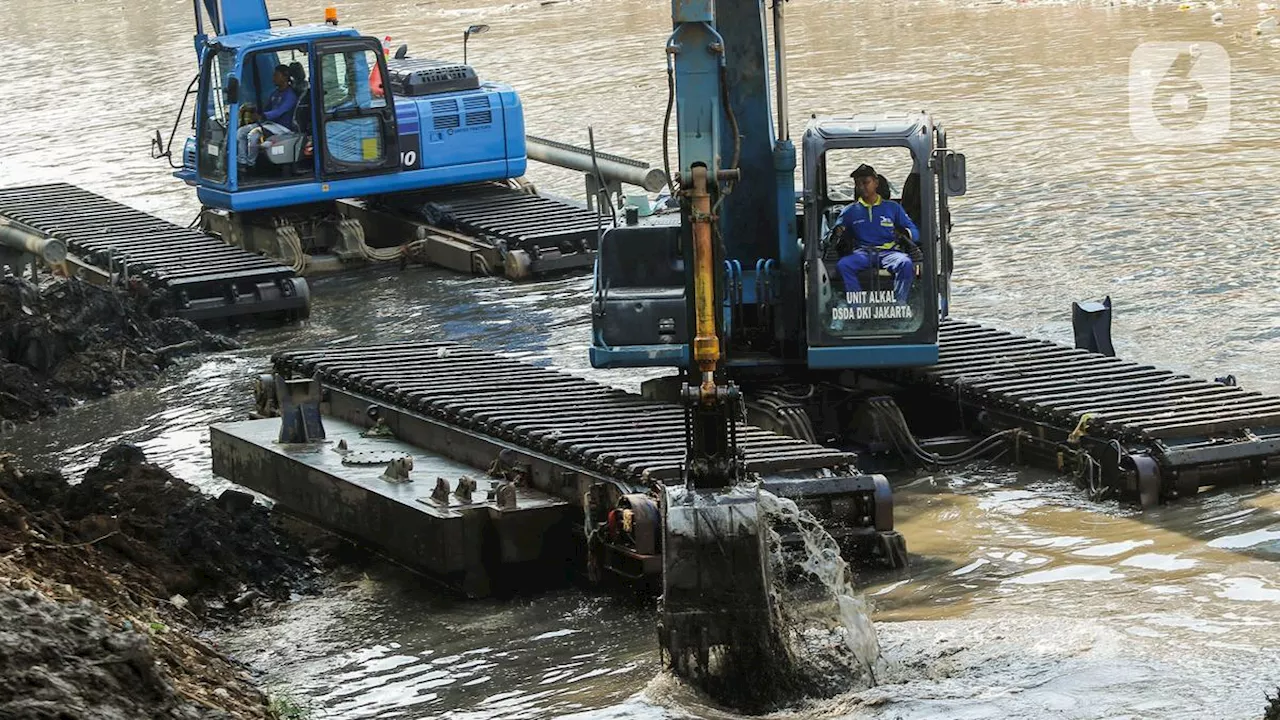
[{"xmin": 503, "ymin": 248, "xmax": 532, "ymax": 280}]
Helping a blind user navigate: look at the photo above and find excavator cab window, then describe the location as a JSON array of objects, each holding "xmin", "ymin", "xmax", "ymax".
[
  {"xmin": 314, "ymin": 40, "xmax": 399, "ymax": 178},
  {"xmin": 236, "ymin": 45, "xmax": 315, "ymax": 185},
  {"xmin": 817, "ymin": 147, "xmax": 929, "ymax": 339},
  {"xmin": 197, "ymin": 48, "xmax": 236, "ymax": 185}
]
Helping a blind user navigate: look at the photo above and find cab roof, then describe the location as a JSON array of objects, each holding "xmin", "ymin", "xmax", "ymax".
[
  {"xmin": 210, "ymin": 23, "xmax": 361, "ymax": 50},
  {"xmin": 807, "ymin": 113, "xmax": 932, "ymax": 140}
]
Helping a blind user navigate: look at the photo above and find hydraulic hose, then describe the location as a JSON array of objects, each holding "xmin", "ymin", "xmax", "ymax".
[
  {"xmin": 662, "ymin": 62, "xmax": 678, "ymax": 195},
  {"xmin": 718, "ymin": 64, "xmax": 741, "ymax": 182},
  {"xmin": 588, "ymin": 126, "xmax": 618, "ymax": 229},
  {"xmin": 869, "ymin": 397, "xmax": 1023, "ymax": 469}
]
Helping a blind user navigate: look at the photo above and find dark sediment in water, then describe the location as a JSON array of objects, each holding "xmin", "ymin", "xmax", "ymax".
[{"xmin": 0, "ymin": 276, "xmax": 238, "ymax": 423}]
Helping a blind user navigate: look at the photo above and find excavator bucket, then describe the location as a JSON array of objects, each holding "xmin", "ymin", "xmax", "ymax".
[
  {"xmin": 657, "ymin": 471, "xmax": 903, "ymax": 709},
  {"xmin": 658, "ymin": 484, "xmax": 796, "ymax": 709}
]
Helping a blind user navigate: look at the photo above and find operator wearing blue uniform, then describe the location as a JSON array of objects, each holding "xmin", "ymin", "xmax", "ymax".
[
  {"xmin": 833, "ymin": 164, "xmax": 921, "ymax": 305},
  {"xmin": 237, "ymin": 65, "xmax": 299, "ymax": 166}
]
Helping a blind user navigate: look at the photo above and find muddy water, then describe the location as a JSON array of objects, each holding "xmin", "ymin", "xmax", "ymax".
[{"xmin": 3, "ymin": 0, "xmax": 1280, "ymax": 716}]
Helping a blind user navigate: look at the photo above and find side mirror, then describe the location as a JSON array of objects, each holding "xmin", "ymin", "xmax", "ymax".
[
  {"xmin": 224, "ymin": 76, "xmax": 240, "ymax": 105},
  {"xmin": 943, "ymin": 152, "xmax": 966, "ymax": 197},
  {"xmin": 394, "ymin": 44, "xmax": 409, "ymax": 59}
]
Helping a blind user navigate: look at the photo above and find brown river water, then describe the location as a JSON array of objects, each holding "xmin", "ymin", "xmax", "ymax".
[{"xmin": 3, "ymin": 0, "xmax": 1280, "ymax": 717}]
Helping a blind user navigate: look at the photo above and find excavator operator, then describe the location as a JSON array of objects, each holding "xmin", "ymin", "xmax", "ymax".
[
  {"xmin": 832, "ymin": 163, "xmax": 922, "ymax": 305},
  {"xmin": 237, "ymin": 65, "xmax": 299, "ymax": 166}
]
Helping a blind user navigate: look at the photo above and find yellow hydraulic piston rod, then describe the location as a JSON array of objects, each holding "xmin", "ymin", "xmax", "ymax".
[{"xmin": 689, "ymin": 165, "xmax": 721, "ymax": 401}]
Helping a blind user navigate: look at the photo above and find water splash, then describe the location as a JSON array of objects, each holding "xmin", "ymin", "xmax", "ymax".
[
  {"xmin": 655, "ymin": 482, "xmax": 882, "ymax": 710},
  {"xmin": 758, "ymin": 487, "xmax": 882, "ymax": 687}
]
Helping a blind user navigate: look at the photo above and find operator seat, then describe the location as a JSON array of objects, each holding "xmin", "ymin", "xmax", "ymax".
[
  {"xmin": 288, "ymin": 62, "xmax": 310, "ymax": 131},
  {"xmin": 900, "ymin": 172, "xmax": 922, "ymax": 227}
]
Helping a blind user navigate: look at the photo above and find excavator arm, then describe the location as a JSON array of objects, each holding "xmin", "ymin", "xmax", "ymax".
[
  {"xmin": 658, "ymin": 0, "xmax": 793, "ymax": 704},
  {"xmin": 192, "ymin": 0, "xmax": 271, "ymax": 55}
]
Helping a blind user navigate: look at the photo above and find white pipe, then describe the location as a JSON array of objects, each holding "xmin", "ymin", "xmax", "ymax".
[
  {"xmin": 526, "ymin": 136, "xmax": 668, "ymax": 192},
  {"xmin": 0, "ymin": 218, "xmax": 66, "ymax": 265}
]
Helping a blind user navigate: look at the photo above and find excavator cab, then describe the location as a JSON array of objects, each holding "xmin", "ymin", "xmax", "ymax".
[
  {"xmin": 169, "ymin": 0, "xmax": 527, "ymax": 221},
  {"xmin": 589, "ymin": 113, "xmax": 964, "ymax": 375},
  {"xmin": 190, "ymin": 32, "xmax": 401, "ymax": 206},
  {"xmin": 802, "ymin": 113, "xmax": 965, "ymax": 369}
]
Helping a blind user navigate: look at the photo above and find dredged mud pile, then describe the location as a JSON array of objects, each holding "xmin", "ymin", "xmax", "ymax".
[
  {"xmin": 0, "ymin": 589, "xmax": 234, "ymax": 720},
  {"xmin": 0, "ymin": 276, "xmax": 238, "ymax": 423},
  {"xmin": 0, "ymin": 445, "xmax": 322, "ymax": 718}
]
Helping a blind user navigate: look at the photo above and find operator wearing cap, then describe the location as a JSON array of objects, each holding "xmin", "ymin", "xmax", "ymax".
[{"xmin": 832, "ymin": 163, "xmax": 921, "ymax": 305}]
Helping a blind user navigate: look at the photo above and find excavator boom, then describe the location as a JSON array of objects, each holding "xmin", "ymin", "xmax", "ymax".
[{"xmin": 194, "ymin": 0, "xmax": 270, "ymax": 39}]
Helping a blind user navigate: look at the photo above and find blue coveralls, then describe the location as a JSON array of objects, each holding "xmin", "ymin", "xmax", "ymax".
[{"xmin": 834, "ymin": 196, "xmax": 920, "ymax": 304}]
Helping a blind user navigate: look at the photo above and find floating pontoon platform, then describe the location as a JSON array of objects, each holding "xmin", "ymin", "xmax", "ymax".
[
  {"xmin": 210, "ymin": 341, "xmax": 898, "ymax": 596},
  {"xmin": 208, "ymin": 317, "xmax": 1280, "ymax": 594},
  {"xmin": 202, "ymin": 182, "xmax": 602, "ymax": 280}
]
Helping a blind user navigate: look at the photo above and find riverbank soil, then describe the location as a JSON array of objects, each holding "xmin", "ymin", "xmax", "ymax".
[
  {"xmin": 0, "ymin": 276, "xmax": 238, "ymax": 423},
  {"xmin": 0, "ymin": 445, "xmax": 321, "ymax": 719}
]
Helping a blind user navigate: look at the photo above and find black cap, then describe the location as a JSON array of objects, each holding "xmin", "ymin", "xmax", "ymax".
[{"xmin": 851, "ymin": 163, "xmax": 877, "ymax": 179}]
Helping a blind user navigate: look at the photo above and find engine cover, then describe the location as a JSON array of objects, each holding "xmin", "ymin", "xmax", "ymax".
[{"xmin": 386, "ymin": 58, "xmax": 481, "ymax": 96}]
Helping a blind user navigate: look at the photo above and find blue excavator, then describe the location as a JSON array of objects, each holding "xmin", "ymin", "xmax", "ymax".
[
  {"xmin": 590, "ymin": 0, "xmax": 966, "ymax": 699},
  {"xmin": 154, "ymin": 0, "xmax": 599, "ymax": 279},
  {"xmin": 592, "ymin": 0, "xmax": 966, "ymax": 476}
]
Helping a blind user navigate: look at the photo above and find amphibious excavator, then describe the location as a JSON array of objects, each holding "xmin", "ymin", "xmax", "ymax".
[
  {"xmin": 585, "ymin": 0, "xmax": 969, "ymax": 693},
  {"xmin": 154, "ymin": 0, "xmax": 606, "ymax": 279},
  {"xmin": 590, "ymin": 1, "xmax": 965, "ymax": 418}
]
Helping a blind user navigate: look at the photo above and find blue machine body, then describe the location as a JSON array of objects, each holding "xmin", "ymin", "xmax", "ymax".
[
  {"xmin": 178, "ymin": 1, "xmax": 526, "ymax": 212},
  {"xmin": 590, "ymin": 0, "xmax": 962, "ymax": 376}
]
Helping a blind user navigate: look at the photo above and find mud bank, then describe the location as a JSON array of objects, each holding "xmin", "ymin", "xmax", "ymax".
[
  {"xmin": 0, "ymin": 445, "xmax": 321, "ymax": 719},
  {"xmin": 0, "ymin": 276, "xmax": 238, "ymax": 423}
]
